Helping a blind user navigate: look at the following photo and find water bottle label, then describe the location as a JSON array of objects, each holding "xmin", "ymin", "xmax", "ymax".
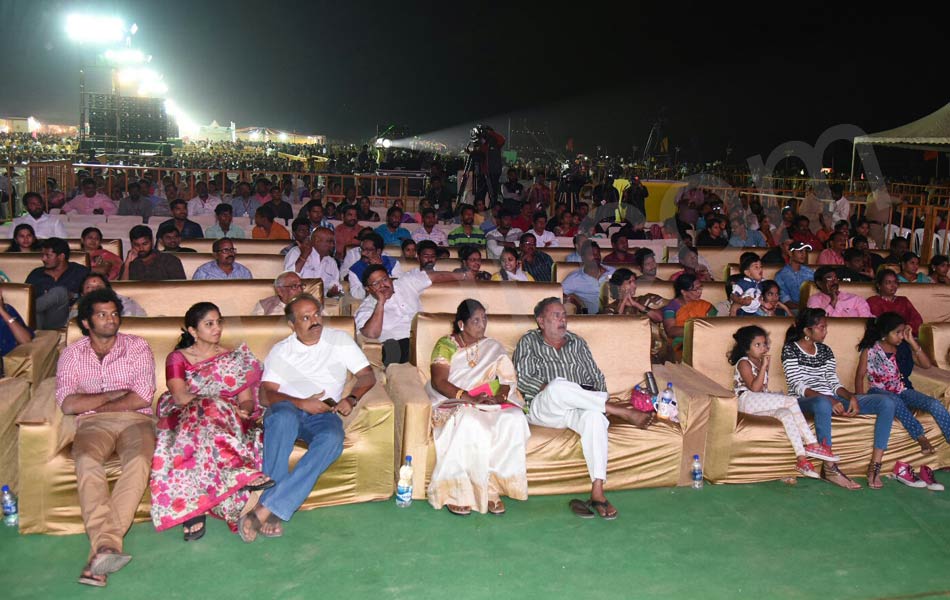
[
  {"xmin": 396, "ymin": 484, "xmax": 412, "ymax": 503},
  {"xmin": 692, "ymin": 470, "xmax": 702, "ymax": 481}
]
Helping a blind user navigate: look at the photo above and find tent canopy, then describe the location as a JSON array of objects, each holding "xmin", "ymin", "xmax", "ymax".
[{"xmin": 853, "ymin": 102, "xmax": 950, "ymax": 151}]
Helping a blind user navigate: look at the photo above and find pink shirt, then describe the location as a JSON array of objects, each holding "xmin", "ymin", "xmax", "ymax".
[
  {"xmin": 817, "ymin": 249, "xmax": 844, "ymax": 266},
  {"xmin": 56, "ymin": 333, "xmax": 156, "ymax": 418},
  {"xmin": 806, "ymin": 291, "xmax": 872, "ymax": 317},
  {"xmin": 63, "ymin": 193, "xmax": 118, "ymax": 215}
]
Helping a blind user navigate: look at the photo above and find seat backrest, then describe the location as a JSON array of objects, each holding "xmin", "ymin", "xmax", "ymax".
[
  {"xmin": 920, "ymin": 322, "xmax": 950, "ymax": 370},
  {"xmin": 634, "ymin": 280, "xmax": 729, "ymax": 312},
  {"xmin": 683, "ymin": 316, "xmax": 869, "ymax": 393},
  {"xmin": 799, "ymin": 282, "xmax": 950, "ymax": 324},
  {"xmin": 0, "ymin": 238, "xmax": 122, "ymax": 256},
  {"xmin": 181, "ymin": 239, "xmax": 290, "ymax": 255},
  {"xmin": 65, "ymin": 315, "xmax": 356, "ymax": 403},
  {"xmin": 174, "ymin": 253, "xmax": 286, "ymax": 279},
  {"xmin": 110, "ymin": 278, "xmax": 324, "ymax": 317},
  {"xmin": 726, "ymin": 263, "xmax": 786, "ymax": 281},
  {"xmin": 0, "ymin": 283, "xmax": 34, "ymax": 327},
  {"xmin": 544, "ymin": 247, "xmax": 575, "ymax": 262},
  {"xmin": 694, "ymin": 248, "xmax": 797, "ymax": 279},
  {"xmin": 411, "ymin": 312, "xmax": 652, "ymax": 396},
  {"xmin": 419, "ymin": 281, "xmax": 562, "ymax": 315},
  {"xmin": 434, "ymin": 258, "xmax": 500, "ymax": 275},
  {"xmin": 0, "ymin": 253, "xmax": 90, "ymax": 283}
]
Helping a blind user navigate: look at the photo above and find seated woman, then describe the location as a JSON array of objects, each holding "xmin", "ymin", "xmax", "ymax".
[
  {"xmin": 356, "ymin": 196, "xmax": 380, "ymax": 222},
  {"xmin": 856, "ymin": 312, "xmax": 950, "ymax": 462},
  {"xmin": 662, "ymin": 272, "xmax": 717, "ymax": 359},
  {"xmin": 782, "ymin": 308, "xmax": 898, "ymax": 490},
  {"xmin": 7, "ymin": 224, "xmax": 38, "ymax": 252},
  {"xmin": 68, "ymin": 273, "xmax": 147, "ymax": 320},
  {"xmin": 602, "ymin": 268, "xmax": 671, "ymax": 363},
  {"xmin": 0, "ymin": 288, "xmax": 34, "ymax": 377},
  {"xmin": 491, "ymin": 247, "xmax": 534, "ymax": 282},
  {"xmin": 426, "ymin": 299, "xmax": 530, "ymax": 516},
  {"xmin": 81, "ymin": 227, "xmax": 122, "ymax": 282},
  {"xmin": 897, "ymin": 251, "xmax": 932, "ymax": 283},
  {"xmin": 729, "ymin": 325, "xmax": 838, "ymax": 479},
  {"xmin": 453, "ymin": 245, "xmax": 492, "ymax": 281},
  {"xmin": 401, "ymin": 238, "xmax": 417, "ymax": 262},
  {"xmin": 150, "ymin": 302, "xmax": 273, "ymax": 541},
  {"xmin": 757, "ymin": 280, "xmax": 791, "ymax": 316},
  {"xmin": 929, "ymin": 255, "xmax": 949, "ymax": 284},
  {"xmin": 866, "ymin": 268, "xmax": 923, "ymax": 336}
]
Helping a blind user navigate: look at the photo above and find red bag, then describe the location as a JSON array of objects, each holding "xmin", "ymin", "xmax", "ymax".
[{"xmin": 629, "ymin": 388, "xmax": 656, "ymax": 413}]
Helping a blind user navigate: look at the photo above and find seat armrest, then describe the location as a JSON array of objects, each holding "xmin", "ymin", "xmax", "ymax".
[
  {"xmin": 384, "ymin": 362, "xmax": 431, "ymax": 498},
  {"xmin": 910, "ymin": 367, "xmax": 950, "ymax": 403},
  {"xmin": 2, "ymin": 330, "xmax": 60, "ymax": 387},
  {"xmin": 16, "ymin": 377, "xmax": 76, "ymax": 458}
]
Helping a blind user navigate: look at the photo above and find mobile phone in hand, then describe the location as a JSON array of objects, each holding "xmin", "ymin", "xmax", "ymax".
[{"xmin": 323, "ymin": 399, "xmax": 338, "ymax": 408}]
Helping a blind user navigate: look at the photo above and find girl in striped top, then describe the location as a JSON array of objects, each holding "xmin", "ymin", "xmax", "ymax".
[{"xmin": 782, "ymin": 308, "xmax": 898, "ymax": 490}]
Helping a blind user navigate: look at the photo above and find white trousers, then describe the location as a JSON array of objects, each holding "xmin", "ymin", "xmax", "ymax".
[
  {"xmin": 528, "ymin": 379, "xmax": 609, "ymax": 482},
  {"xmin": 737, "ymin": 391, "xmax": 817, "ymax": 456}
]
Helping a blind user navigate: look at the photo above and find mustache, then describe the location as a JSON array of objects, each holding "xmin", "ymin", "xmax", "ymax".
[{"xmin": 308, "ymin": 322, "xmax": 322, "ymax": 330}]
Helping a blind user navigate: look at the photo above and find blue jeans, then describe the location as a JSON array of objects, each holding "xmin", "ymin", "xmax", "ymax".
[
  {"xmin": 798, "ymin": 393, "xmax": 897, "ymax": 450},
  {"xmin": 260, "ymin": 401, "xmax": 344, "ymax": 521},
  {"xmin": 871, "ymin": 387, "xmax": 950, "ymax": 443}
]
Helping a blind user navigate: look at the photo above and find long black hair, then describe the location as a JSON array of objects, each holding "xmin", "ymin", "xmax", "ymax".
[
  {"xmin": 857, "ymin": 311, "xmax": 905, "ymax": 351},
  {"xmin": 728, "ymin": 325, "xmax": 768, "ymax": 365},
  {"xmin": 784, "ymin": 308, "xmax": 826, "ymax": 346},
  {"xmin": 452, "ymin": 299, "xmax": 486, "ymax": 335},
  {"xmin": 499, "ymin": 247, "xmax": 520, "ymax": 281},
  {"xmin": 176, "ymin": 302, "xmax": 221, "ymax": 349},
  {"xmin": 8, "ymin": 224, "xmax": 37, "ymax": 252}
]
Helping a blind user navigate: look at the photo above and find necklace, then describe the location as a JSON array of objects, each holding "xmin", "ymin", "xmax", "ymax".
[{"xmin": 457, "ymin": 335, "xmax": 480, "ymax": 367}]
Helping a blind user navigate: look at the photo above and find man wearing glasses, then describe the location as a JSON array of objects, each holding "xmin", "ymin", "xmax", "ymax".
[
  {"xmin": 346, "ymin": 232, "xmax": 404, "ymax": 300},
  {"xmin": 806, "ymin": 266, "xmax": 872, "ymax": 317},
  {"xmin": 192, "ymin": 239, "xmax": 254, "ymax": 280},
  {"xmin": 252, "ymin": 272, "xmax": 305, "ymax": 316}
]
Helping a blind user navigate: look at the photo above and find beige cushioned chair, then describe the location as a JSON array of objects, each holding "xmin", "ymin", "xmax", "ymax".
[
  {"xmin": 182, "ymin": 239, "xmax": 289, "ymax": 254},
  {"xmin": 0, "ymin": 283, "xmax": 61, "ymax": 387},
  {"xmin": 173, "ymin": 253, "xmax": 286, "ymax": 280},
  {"xmin": 1, "ymin": 253, "xmax": 90, "ymax": 283},
  {"xmin": 0, "ymin": 377, "xmax": 31, "ymax": 493},
  {"xmin": 799, "ymin": 282, "xmax": 950, "ymax": 325},
  {"xmin": 110, "ymin": 279, "xmax": 323, "ymax": 317},
  {"xmin": 920, "ymin": 322, "xmax": 950, "ymax": 370}
]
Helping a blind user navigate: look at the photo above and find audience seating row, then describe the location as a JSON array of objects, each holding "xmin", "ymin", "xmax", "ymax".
[
  {"xmin": 3, "ymin": 253, "xmax": 90, "ymax": 284},
  {"xmin": 799, "ymin": 282, "xmax": 950, "ymax": 325},
  {"xmin": 110, "ymin": 279, "xmax": 323, "ymax": 318},
  {"xmin": 0, "ymin": 238, "xmax": 123, "ymax": 256}
]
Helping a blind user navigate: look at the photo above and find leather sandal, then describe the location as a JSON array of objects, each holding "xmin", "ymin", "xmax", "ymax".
[
  {"xmin": 867, "ymin": 461, "xmax": 884, "ymax": 489},
  {"xmin": 89, "ymin": 547, "xmax": 132, "ymax": 576},
  {"xmin": 820, "ymin": 463, "xmax": 861, "ymax": 490},
  {"xmin": 446, "ymin": 504, "xmax": 471, "ymax": 516}
]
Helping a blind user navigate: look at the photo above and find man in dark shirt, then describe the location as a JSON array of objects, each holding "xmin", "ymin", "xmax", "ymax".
[
  {"xmin": 519, "ymin": 232, "xmax": 554, "ymax": 282},
  {"xmin": 837, "ymin": 248, "xmax": 873, "ymax": 282},
  {"xmin": 124, "ymin": 225, "xmax": 186, "ymax": 281},
  {"xmin": 267, "ymin": 184, "xmax": 294, "ymax": 222},
  {"xmin": 156, "ymin": 223, "xmax": 197, "ymax": 253},
  {"xmin": 25, "ymin": 237, "xmax": 90, "ymax": 329},
  {"xmin": 159, "ymin": 199, "xmax": 204, "ymax": 239},
  {"xmin": 696, "ymin": 216, "xmax": 729, "ymax": 247}
]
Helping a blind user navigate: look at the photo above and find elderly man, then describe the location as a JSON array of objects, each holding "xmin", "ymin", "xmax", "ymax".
[
  {"xmin": 252, "ymin": 272, "xmax": 305, "ymax": 316},
  {"xmin": 283, "ymin": 227, "xmax": 340, "ymax": 295},
  {"xmin": 123, "ymin": 225, "xmax": 186, "ymax": 281},
  {"xmin": 514, "ymin": 298, "xmax": 653, "ymax": 520},
  {"xmin": 347, "ymin": 232, "xmax": 404, "ymax": 300},
  {"xmin": 63, "ymin": 178, "xmax": 118, "ymax": 215},
  {"xmin": 562, "ymin": 241, "xmax": 615, "ymax": 314},
  {"xmin": 374, "ymin": 206, "xmax": 412, "ymax": 246},
  {"xmin": 116, "ymin": 181, "xmax": 152, "ymax": 220},
  {"xmin": 12, "ymin": 191, "xmax": 68, "ymax": 238},
  {"xmin": 355, "ymin": 263, "xmax": 467, "ymax": 366},
  {"xmin": 239, "ymin": 293, "xmax": 376, "ymax": 540},
  {"xmin": 411, "ymin": 207, "xmax": 449, "ymax": 247},
  {"xmin": 806, "ymin": 265, "xmax": 871, "ymax": 317},
  {"xmin": 26, "ymin": 237, "xmax": 90, "ymax": 329},
  {"xmin": 159, "ymin": 199, "xmax": 204, "ymax": 239},
  {"xmin": 57, "ymin": 288, "xmax": 156, "ymax": 586},
  {"xmin": 187, "ymin": 181, "xmax": 221, "ymax": 216},
  {"xmin": 205, "ymin": 203, "xmax": 247, "ymax": 239},
  {"xmin": 192, "ymin": 239, "xmax": 254, "ymax": 280}
]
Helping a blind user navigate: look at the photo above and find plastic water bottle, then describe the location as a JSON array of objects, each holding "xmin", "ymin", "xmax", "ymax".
[
  {"xmin": 691, "ymin": 455, "xmax": 704, "ymax": 489},
  {"xmin": 665, "ymin": 382, "xmax": 679, "ymax": 423},
  {"xmin": 2, "ymin": 485, "xmax": 17, "ymax": 527},
  {"xmin": 395, "ymin": 456, "xmax": 413, "ymax": 507}
]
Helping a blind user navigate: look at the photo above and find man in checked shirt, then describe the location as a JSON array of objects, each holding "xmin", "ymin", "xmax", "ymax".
[{"xmin": 56, "ymin": 288, "xmax": 156, "ymax": 588}]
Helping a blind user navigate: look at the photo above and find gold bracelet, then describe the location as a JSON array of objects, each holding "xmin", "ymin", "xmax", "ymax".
[{"xmin": 455, "ymin": 388, "xmax": 465, "ymax": 400}]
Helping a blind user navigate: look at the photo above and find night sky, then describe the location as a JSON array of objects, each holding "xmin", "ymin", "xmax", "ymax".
[{"xmin": 1, "ymin": 1, "xmax": 947, "ymax": 166}]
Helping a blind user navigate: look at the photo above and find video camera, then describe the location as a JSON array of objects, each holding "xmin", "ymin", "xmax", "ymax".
[{"xmin": 465, "ymin": 124, "xmax": 497, "ymax": 156}]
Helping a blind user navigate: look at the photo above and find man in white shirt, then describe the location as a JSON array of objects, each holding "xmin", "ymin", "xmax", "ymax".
[
  {"xmin": 485, "ymin": 209, "xmax": 523, "ymax": 259},
  {"xmin": 411, "ymin": 208, "xmax": 449, "ymax": 246},
  {"xmin": 240, "ymin": 293, "xmax": 376, "ymax": 540},
  {"xmin": 346, "ymin": 232, "xmax": 404, "ymax": 301},
  {"xmin": 13, "ymin": 192, "xmax": 68, "ymax": 239},
  {"xmin": 354, "ymin": 264, "xmax": 468, "ymax": 365},
  {"xmin": 529, "ymin": 211, "xmax": 558, "ymax": 247},
  {"xmin": 830, "ymin": 183, "xmax": 850, "ymax": 224},
  {"xmin": 187, "ymin": 182, "xmax": 221, "ymax": 217},
  {"xmin": 252, "ymin": 271, "xmax": 304, "ymax": 316},
  {"xmin": 283, "ymin": 227, "xmax": 340, "ymax": 296}
]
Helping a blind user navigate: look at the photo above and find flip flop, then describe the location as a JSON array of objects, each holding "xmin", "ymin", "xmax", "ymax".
[
  {"xmin": 89, "ymin": 548, "xmax": 132, "ymax": 576},
  {"xmin": 446, "ymin": 505, "xmax": 471, "ymax": 516},
  {"xmin": 487, "ymin": 499, "xmax": 506, "ymax": 515},
  {"xmin": 238, "ymin": 511, "xmax": 261, "ymax": 543},
  {"xmin": 259, "ymin": 514, "xmax": 284, "ymax": 538},
  {"xmin": 243, "ymin": 476, "xmax": 276, "ymax": 492},
  {"xmin": 183, "ymin": 515, "xmax": 206, "ymax": 542},
  {"xmin": 569, "ymin": 499, "xmax": 595, "ymax": 519},
  {"xmin": 78, "ymin": 564, "xmax": 107, "ymax": 587},
  {"xmin": 590, "ymin": 500, "xmax": 618, "ymax": 520}
]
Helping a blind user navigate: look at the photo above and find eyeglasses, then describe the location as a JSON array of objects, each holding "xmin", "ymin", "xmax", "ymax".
[
  {"xmin": 217, "ymin": 247, "xmax": 236, "ymax": 254},
  {"xmin": 367, "ymin": 276, "xmax": 392, "ymax": 290},
  {"xmin": 279, "ymin": 283, "xmax": 304, "ymax": 290}
]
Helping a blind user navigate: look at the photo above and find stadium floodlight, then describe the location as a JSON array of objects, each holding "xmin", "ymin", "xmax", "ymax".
[
  {"xmin": 66, "ymin": 14, "xmax": 127, "ymax": 44},
  {"xmin": 279, "ymin": 132, "xmax": 288, "ymax": 142}
]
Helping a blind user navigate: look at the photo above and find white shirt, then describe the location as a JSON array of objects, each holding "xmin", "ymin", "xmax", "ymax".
[
  {"xmin": 411, "ymin": 226, "xmax": 448, "ymax": 246},
  {"xmin": 187, "ymin": 196, "xmax": 221, "ymax": 216},
  {"xmin": 353, "ymin": 269, "xmax": 432, "ymax": 341},
  {"xmin": 283, "ymin": 247, "xmax": 340, "ymax": 282},
  {"xmin": 262, "ymin": 328, "xmax": 370, "ymax": 403},
  {"xmin": 832, "ymin": 197, "xmax": 850, "ymax": 223},
  {"xmin": 529, "ymin": 228, "xmax": 558, "ymax": 247},
  {"xmin": 348, "ymin": 259, "xmax": 404, "ymax": 300},
  {"xmin": 340, "ymin": 246, "xmax": 363, "ymax": 283},
  {"xmin": 12, "ymin": 212, "xmax": 68, "ymax": 239},
  {"xmin": 486, "ymin": 227, "xmax": 524, "ymax": 259}
]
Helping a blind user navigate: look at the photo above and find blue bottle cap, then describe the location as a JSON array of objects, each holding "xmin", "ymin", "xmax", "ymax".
[
  {"xmin": 1, "ymin": 485, "xmax": 8, "ymax": 492},
  {"xmin": 406, "ymin": 456, "xmax": 412, "ymax": 464},
  {"xmin": 693, "ymin": 454, "xmax": 700, "ymax": 460}
]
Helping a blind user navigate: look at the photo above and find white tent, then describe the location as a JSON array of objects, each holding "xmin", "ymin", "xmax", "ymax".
[{"xmin": 851, "ymin": 102, "xmax": 950, "ymax": 183}]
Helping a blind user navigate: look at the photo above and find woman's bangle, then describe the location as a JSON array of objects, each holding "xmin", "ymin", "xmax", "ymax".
[{"xmin": 455, "ymin": 388, "xmax": 465, "ymax": 400}]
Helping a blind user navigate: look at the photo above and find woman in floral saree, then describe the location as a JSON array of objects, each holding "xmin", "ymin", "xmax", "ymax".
[
  {"xmin": 150, "ymin": 302, "xmax": 273, "ymax": 540},
  {"xmin": 425, "ymin": 299, "xmax": 530, "ymax": 516}
]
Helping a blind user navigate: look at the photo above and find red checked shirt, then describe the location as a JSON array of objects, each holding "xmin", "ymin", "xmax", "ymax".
[{"xmin": 56, "ymin": 333, "xmax": 157, "ymax": 418}]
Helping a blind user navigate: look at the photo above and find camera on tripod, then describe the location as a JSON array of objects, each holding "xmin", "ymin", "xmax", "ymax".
[{"xmin": 465, "ymin": 124, "xmax": 496, "ymax": 155}]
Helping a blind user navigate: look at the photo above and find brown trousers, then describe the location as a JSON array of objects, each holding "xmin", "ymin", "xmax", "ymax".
[{"xmin": 72, "ymin": 412, "xmax": 156, "ymax": 560}]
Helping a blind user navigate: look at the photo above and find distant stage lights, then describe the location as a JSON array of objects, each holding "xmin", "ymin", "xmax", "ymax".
[
  {"xmin": 104, "ymin": 48, "xmax": 149, "ymax": 65},
  {"xmin": 65, "ymin": 14, "xmax": 127, "ymax": 44}
]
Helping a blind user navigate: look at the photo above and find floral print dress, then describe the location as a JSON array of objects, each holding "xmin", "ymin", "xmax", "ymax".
[{"xmin": 150, "ymin": 343, "xmax": 264, "ymax": 532}]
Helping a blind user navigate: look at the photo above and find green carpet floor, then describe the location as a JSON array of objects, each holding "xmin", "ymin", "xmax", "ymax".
[{"xmin": 2, "ymin": 479, "xmax": 950, "ymax": 599}]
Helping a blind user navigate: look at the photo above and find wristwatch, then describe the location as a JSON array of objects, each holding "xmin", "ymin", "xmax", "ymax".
[{"xmin": 345, "ymin": 394, "xmax": 359, "ymax": 406}]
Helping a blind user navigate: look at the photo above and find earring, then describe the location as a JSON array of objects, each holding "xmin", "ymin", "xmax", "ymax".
[
  {"xmin": 460, "ymin": 324, "xmax": 464, "ymax": 331},
  {"xmin": 804, "ymin": 335, "xmax": 810, "ymax": 341}
]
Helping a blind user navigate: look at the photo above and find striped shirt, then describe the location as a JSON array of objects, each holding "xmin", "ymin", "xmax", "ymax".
[
  {"xmin": 447, "ymin": 225, "xmax": 487, "ymax": 247},
  {"xmin": 781, "ymin": 341, "xmax": 841, "ymax": 397},
  {"xmin": 513, "ymin": 329, "xmax": 606, "ymax": 405},
  {"xmin": 56, "ymin": 333, "xmax": 156, "ymax": 418}
]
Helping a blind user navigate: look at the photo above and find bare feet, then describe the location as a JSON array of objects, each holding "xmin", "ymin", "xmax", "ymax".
[
  {"xmin": 918, "ymin": 436, "xmax": 936, "ymax": 455},
  {"xmin": 78, "ymin": 564, "xmax": 107, "ymax": 587},
  {"xmin": 610, "ymin": 404, "xmax": 655, "ymax": 429},
  {"xmin": 238, "ymin": 512, "xmax": 260, "ymax": 543},
  {"xmin": 821, "ymin": 463, "xmax": 861, "ymax": 490},
  {"xmin": 589, "ymin": 498, "xmax": 618, "ymax": 519},
  {"xmin": 259, "ymin": 513, "xmax": 284, "ymax": 537}
]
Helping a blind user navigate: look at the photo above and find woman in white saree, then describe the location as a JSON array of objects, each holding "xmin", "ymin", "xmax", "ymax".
[{"xmin": 426, "ymin": 299, "xmax": 531, "ymax": 516}]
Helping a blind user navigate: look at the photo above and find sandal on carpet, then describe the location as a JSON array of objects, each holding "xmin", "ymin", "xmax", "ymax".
[
  {"xmin": 259, "ymin": 514, "xmax": 284, "ymax": 538},
  {"xmin": 446, "ymin": 504, "xmax": 471, "ymax": 516},
  {"xmin": 569, "ymin": 499, "xmax": 595, "ymax": 519},
  {"xmin": 89, "ymin": 547, "xmax": 132, "ymax": 576},
  {"xmin": 487, "ymin": 499, "xmax": 506, "ymax": 515},
  {"xmin": 78, "ymin": 563, "xmax": 107, "ymax": 587},
  {"xmin": 238, "ymin": 511, "xmax": 261, "ymax": 543},
  {"xmin": 590, "ymin": 499, "xmax": 618, "ymax": 520},
  {"xmin": 183, "ymin": 515, "xmax": 206, "ymax": 542},
  {"xmin": 867, "ymin": 461, "xmax": 884, "ymax": 490},
  {"xmin": 243, "ymin": 476, "xmax": 276, "ymax": 492},
  {"xmin": 820, "ymin": 463, "xmax": 861, "ymax": 490}
]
